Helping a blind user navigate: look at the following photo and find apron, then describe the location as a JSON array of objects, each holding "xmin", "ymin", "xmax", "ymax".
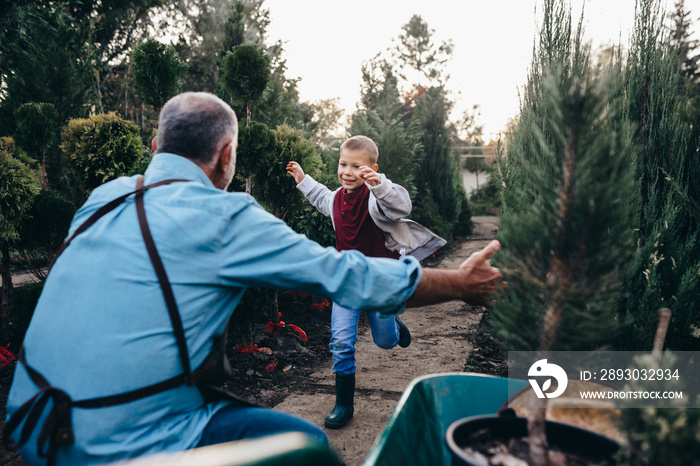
[{"xmin": 4, "ymin": 176, "xmax": 255, "ymax": 465}]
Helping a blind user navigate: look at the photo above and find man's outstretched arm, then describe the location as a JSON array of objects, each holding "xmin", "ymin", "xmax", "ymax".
[{"xmin": 406, "ymin": 240, "xmax": 503, "ymax": 308}]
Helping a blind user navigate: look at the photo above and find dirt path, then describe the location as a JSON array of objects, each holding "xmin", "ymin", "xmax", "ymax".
[{"xmin": 274, "ymin": 216, "xmax": 499, "ymax": 466}]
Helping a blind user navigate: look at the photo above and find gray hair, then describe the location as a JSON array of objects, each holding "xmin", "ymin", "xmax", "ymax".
[{"xmin": 156, "ymin": 92, "xmax": 238, "ymax": 163}]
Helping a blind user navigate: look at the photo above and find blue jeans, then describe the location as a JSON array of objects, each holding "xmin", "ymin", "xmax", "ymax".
[
  {"xmin": 197, "ymin": 404, "xmax": 328, "ymax": 448},
  {"xmin": 330, "ymin": 302, "xmax": 400, "ymax": 375}
]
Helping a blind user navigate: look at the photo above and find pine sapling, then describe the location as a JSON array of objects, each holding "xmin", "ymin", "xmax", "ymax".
[{"xmin": 494, "ymin": 66, "xmax": 637, "ymax": 465}]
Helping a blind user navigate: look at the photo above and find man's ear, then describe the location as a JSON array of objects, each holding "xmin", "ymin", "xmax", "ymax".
[
  {"xmin": 151, "ymin": 137, "xmax": 157, "ymax": 153},
  {"xmin": 218, "ymin": 142, "xmax": 232, "ymax": 172},
  {"xmin": 372, "ymin": 163, "xmax": 379, "ymax": 172}
]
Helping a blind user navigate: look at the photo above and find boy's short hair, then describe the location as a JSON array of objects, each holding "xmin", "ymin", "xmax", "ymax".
[{"xmin": 341, "ymin": 135, "xmax": 379, "ymax": 165}]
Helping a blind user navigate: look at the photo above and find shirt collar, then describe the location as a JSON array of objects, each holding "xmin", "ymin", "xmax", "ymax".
[{"xmin": 145, "ymin": 153, "xmax": 215, "ymax": 188}]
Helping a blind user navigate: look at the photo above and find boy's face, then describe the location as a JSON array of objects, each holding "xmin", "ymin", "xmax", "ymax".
[{"xmin": 337, "ymin": 149, "xmax": 378, "ymax": 193}]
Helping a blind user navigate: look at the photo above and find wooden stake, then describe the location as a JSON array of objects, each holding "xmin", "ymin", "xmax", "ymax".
[{"xmin": 652, "ymin": 307, "xmax": 672, "ymax": 356}]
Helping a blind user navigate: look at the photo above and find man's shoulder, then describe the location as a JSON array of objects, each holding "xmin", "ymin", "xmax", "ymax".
[{"xmin": 81, "ymin": 176, "xmax": 259, "ymax": 219}]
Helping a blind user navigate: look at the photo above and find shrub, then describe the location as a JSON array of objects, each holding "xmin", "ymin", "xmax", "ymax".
[{"xmin": 61, "ymin": 113, "xmax": 143, "ymax": 203}]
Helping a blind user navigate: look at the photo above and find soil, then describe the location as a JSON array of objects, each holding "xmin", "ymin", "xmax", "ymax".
[
  {"xmin": 461, "ymin": 437, "xmax": 616, "ymax": 466},
  {"xmin": 0, "ymin": 216, "xmax": 507, "ymax": 466}
]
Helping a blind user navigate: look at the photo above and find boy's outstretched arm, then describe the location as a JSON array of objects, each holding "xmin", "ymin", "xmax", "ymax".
[
  {"xmin": 406, "ymin": 240, "xmax": 503, "ymax": 308},
  {"xmin": 286, "ymin": 161, "xmax": 305, "ymax": 184}
]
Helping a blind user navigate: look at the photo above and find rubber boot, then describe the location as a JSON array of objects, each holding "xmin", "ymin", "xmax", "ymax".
[
  {"xmin": 395, "ymin": 316, "xmax": 411, "ymax": 348},
  {"xmin": 324, "ymin": 372, "xmax": 355, "ymax": 428}
]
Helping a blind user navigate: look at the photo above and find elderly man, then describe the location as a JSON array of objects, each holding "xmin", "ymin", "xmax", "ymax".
[{"xmin": 5, "ymin": 92, "xmax": 502, "ymax": 465}]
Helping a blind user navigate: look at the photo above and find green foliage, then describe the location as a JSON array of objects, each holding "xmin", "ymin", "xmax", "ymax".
[
  {"xmin": 128, "ymin": 154, "xmax": 153, "ymax": 176},
  {"xmin": 617, "ymin": 353, "xmax": 700, "ymax": 465},
  {"xmin": 221, "ymin": 43, "xmax": 271, "ymax": 122},
  {"xmin": 411, "ymin": 189, "xmax": 452, "ymax": 240},
  {"xmin": 13, "ymin": 103, "xmax": 59, "ymax": 161},
  {"xmin": 292, "ymin": 173, "xmax": 339, "ymax": 248},
  {"xmin": 219, "ymin": 1, "xmax": 246, "ymax": 62},
  {"xmin": 618, "ymin": 0, "xmax": 700, "ymax": 350},
  {"xmin": 0, "ymin": 142, "xmax": 41, "ymax": 243},
  {"xmin": 254, "ymin": 125, "xmax": 322, "ymax": 220},
  {"xmin": 410, "ymin": 87, "xmax": 460, "ymax": 232},
  {"xmin": 393, "ymin": 14, "xmax": 454, "ymax": 86},
  {"xmin": 9, "ymin": 280, "xmax": 45, "ymax": 340},
  {"xmin": 359, "ymin": 57, "xmax": 404, "ymax": 123},
  {"xmin": 349, "ymin": 110, "xmax": 418, "ymax": 197},
  {"xmin": 16, "ymin": 190, "xmax": 75, "ymax": 280},
  {"xmin": 230, "ymin": 286, "xmax": 276, "ymax": 346},
  {"xmin": 492, "ymin": 0, "xmax": 637, "ymax": 352},
  {"xmin": 14, "ymin": 102, "xmax": 59, "ymax": 190},
  {"xmin": 0, "ymin": 3, "xmax": 94, "ymax": 131},
  {"xmin": 0, "ymin": 137, "xmax": 37, "ymax": 171},
  {"xmin": 468, "ymin": 162, "xmax": 502, "ymax": 215},
  {"xmin": 132, "ymin": 39, "xmax": 188, "ymax": 112},
  {"xmin": 60, "ymin": 113, "xmax": 144, "ymax": 203},
  {"xmin": 619, "ymin": 407, "xmax": 700, "ymax": 465},
  {"xmin": 453, "ymin": 174, "xmax": 473, "ymax": 237},
  {"xmin": 235, "ymin": 122, "xmax": 275, "ymax": 184}
]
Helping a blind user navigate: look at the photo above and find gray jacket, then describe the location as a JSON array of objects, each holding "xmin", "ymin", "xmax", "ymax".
[{"xmin": 297, "ymin": 174, "xmax": 446, "ymax": 261}]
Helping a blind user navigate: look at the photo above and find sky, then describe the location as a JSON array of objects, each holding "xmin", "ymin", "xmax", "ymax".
[{"xmin": 265, "ymin": 0, "xmax": 700, "ymax": 139}]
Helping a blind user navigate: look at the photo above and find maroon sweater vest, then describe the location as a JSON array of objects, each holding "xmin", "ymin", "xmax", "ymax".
[{"xmin": 333, "ymin": 184, "xmax": 399, "ymax": 259}]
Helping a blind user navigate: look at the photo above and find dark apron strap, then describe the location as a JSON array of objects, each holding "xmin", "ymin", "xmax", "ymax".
[{"xmin": 134, "ymin": 176, "xmax": 193, "ymax": 383}]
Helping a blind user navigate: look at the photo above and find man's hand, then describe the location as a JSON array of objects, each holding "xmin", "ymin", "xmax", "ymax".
[
  {"xmin": 406, "ymin": 240, "xmax": 504, "ymax": 308},
  {"xmin": 286, "ymin": 161, "xmax": 305, "ymax": 184},
  {"xmin": 358, "ymin": 166, "xmax": 381, "ymax": 187},
  {"xmin": 456, "ymin": 240, "xmax": 503, "ymax": 306}
]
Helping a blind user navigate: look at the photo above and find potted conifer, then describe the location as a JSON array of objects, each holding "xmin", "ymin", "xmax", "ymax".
[{"xmin": 445, "ymin": 0, "xmax": 638, "ymax": 464}]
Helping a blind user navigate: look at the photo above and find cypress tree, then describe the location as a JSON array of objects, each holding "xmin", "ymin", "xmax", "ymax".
[
  {"xmin": 621, "ymin": 0, "xmax": 700, "ymax": 350},
  {"xmin": 132, "ymin": 39, "xmax": 188, "ymax": 115},
  {"xmin": 410, "ymin": 86, "xmax": 460, "ymax": 239},
  {"xmin": 14, "ymin": 103, "xmax": 58, "ymax": 191}
]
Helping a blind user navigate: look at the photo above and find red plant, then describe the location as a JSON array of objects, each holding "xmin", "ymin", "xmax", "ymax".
[
  {"xmin": 0, "ymin": 344, "xmax": 16, "ymax": 368},
  {"xmin": 235, "ymin": 344, "xmax": 272, "ymax": 355},
  {"xmin": 312, "ymin": 299, "xmax": 331, "ymax": 310},
  {"xmin": 264, "ymin": 360, "xmax": 279, "ymax": 373}
]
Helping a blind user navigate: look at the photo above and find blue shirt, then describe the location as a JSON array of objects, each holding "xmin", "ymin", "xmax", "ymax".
[{"xmin": 7, "ymin": 153, "xmax": 422, "ymax": 465}]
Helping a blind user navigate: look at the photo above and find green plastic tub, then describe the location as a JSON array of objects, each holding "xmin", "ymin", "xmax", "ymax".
[{"xmin": 363, "ymin": 372, "xmax": 529, "ymax": 466}]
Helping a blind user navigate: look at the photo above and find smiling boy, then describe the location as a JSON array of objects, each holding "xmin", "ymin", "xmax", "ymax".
[{"xmin": 287, "ymin": 135, "xmax": 445, "ymax": 428}]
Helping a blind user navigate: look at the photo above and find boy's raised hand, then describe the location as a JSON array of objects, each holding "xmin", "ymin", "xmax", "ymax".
[
  {"xmin": 286, "ymin": 161, "xmax": 305, "ymax": 184},
  {"xmin": 358, "ymin": 166, "xmax": 381, "ymax": 187}
]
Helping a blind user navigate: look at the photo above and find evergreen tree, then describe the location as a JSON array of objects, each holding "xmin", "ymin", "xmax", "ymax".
[
  {"xmin": 621, "ymin": 0, "xmax": 700, "ymax": 350},
  {"xmin": 359, "ymin": 56, "xmax": 404, "ymax": 124},
  {"xmin": 232, "ymin": 121, "xmax": 275, "ymax": 197},
  {"xmin": 60, "ymin": 113, "xmax": 144, "ymax": 204},
  {"xmin": 219, "ymin": 1, "xmax": 246, "ymax": 62},
  {"xmin": 132, "ymin": 39, "xmax": 188, "ymax": 114},
  {"xmin": 410, "ymin": 86, "xmax": 460, "ymax": 238},
  {"xmin": 0, "ymin": 3, "xmax": 94, "ymax": 133},
  {"xmin": 669, "ymin": 0, "xmax": 700, "ymax": 87},
  {"xmin": 221, "ymin": 43, "xmax": 271, "ymax": 126},
  {"xmin": 492, "ymin": 1, "xmax": 637, "ymax": 463},
  {"xmin": 16, "ymin": 190, "xmax": 75, "ymax": 281},
  {"xmin": 392, "ymin": 14, "xmax": 454, "ymax": 87},
  {"xmin": 221, "ymin": 43, "xmax": 272, "ymax": 193},
  {"xmin": 13, "ymin": 103, "xmax": 58, "ymax": 191},
  {"xmin": 349, "ymin": 111, "xmax": 418, "ymax": 197},
  {"xmin": 0, "ymin": 141, "xmax": 41, "ymax": 343},
  {"xmin": 253, "ymin": 124, "xmax": 323, "ymax": 323}
]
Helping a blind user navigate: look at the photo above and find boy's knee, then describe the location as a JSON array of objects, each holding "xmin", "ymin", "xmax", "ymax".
[
  {"xmin": 373, "ymin": 336, "xmax": 398, "ymax": 349},
  {"xmin": 330, "ymin": 340, "xmax": 355, "ymax": 356}
]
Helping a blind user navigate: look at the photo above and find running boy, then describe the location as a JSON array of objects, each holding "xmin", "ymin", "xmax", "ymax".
[{"xmin": 286, "ymin": 135, "xmax": 445, "ymax": 428}]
